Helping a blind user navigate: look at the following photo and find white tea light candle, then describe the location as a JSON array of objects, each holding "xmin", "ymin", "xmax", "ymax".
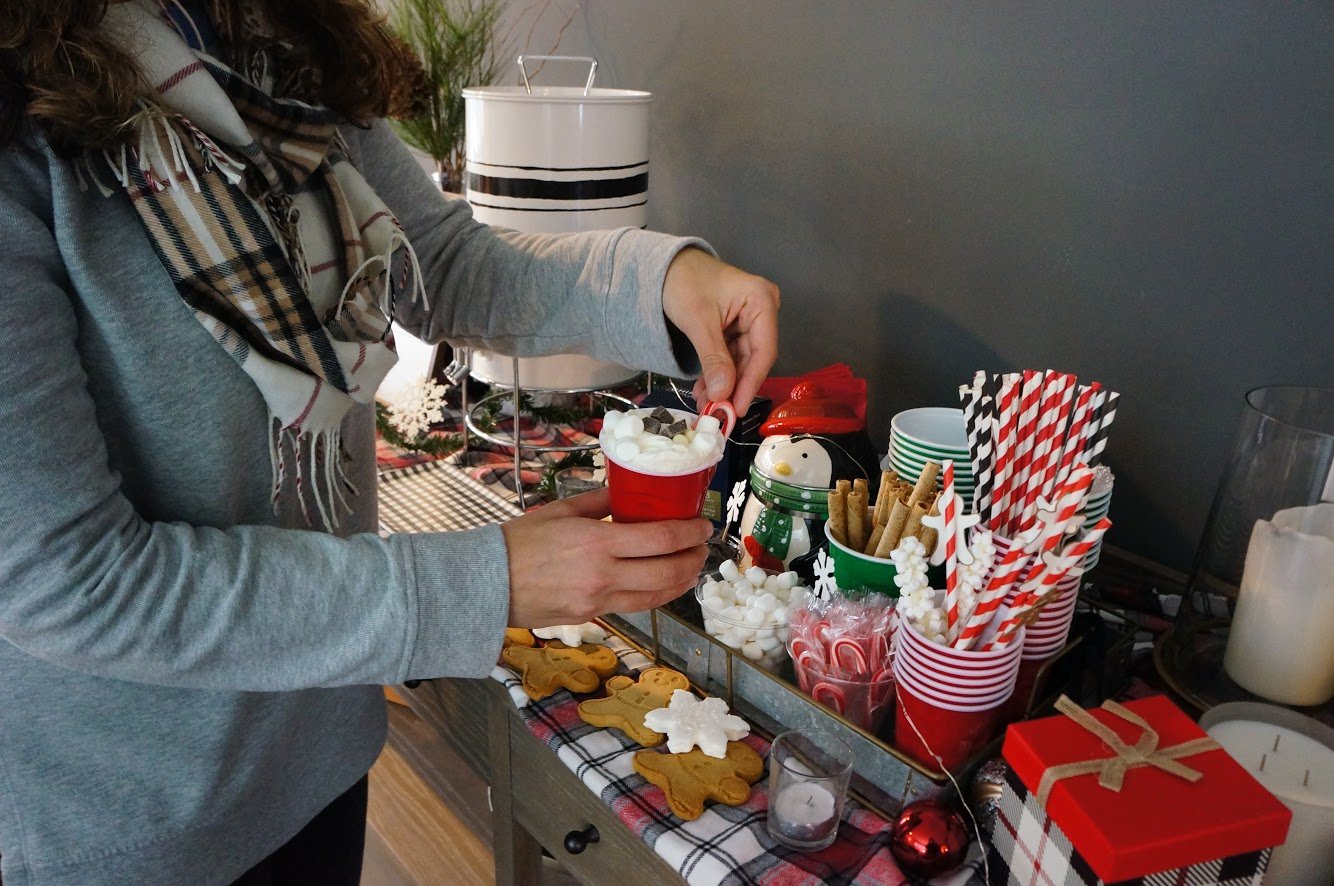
[
  {"xmin": 1200, "ymin": 702, "xmax": 1334, "ymax": 886},
  {"xmin": 771, "ymin": 782, "xmax": 837, "ymax": 844}
]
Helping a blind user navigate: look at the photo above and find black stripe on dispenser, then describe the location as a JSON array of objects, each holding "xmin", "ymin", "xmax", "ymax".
[
  {"xmin": 466, "ymin": 198, "xmax": 648, "ymax": 213},
  {"xmin": 466, "ymin": 172, "xmax": 648, "ymax": 201},
  {"xmin": 469, "ymin": 160, "xmax": 647, "ymax": 173}
]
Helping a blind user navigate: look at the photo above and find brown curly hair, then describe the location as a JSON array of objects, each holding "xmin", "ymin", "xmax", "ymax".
[{"xmin": 0, "ymin": 0, "xmax": 421, "ymax": 153}]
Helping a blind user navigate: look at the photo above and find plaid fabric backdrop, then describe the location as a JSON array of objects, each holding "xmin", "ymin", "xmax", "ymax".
[{"xmin": 492, "ymin": 636, "xmax": 989, "ymax": 886}]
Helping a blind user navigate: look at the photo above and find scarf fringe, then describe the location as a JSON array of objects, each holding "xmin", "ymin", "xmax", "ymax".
[
  {"xmin": 270, "ymin": 417, "xmax": 357, "ymax": 531},
  {"xmin": 76, "ymin": 112, "xmax": 247, "ymax": 196}
]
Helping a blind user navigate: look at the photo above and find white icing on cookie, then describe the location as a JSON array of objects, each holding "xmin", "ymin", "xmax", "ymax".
[
  {"xmin": 642, "ymin": 689, "xmax": 750, "ymax": 758},
  {"xmin": 532, "ymin": 622, "xmax": 609, "ymax": 648}
]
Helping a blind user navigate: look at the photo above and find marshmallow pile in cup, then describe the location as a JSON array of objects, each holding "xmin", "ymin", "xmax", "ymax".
[
  {"xmin": 599, "ymin": 407, "xmax": 726, "ymax": 474},
  {"xmin": 696, "ymin": 561, "xmax": 811, "ymax": 668}
]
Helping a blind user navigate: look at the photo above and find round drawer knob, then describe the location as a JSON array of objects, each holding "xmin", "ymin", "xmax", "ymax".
[{"xmin": 563, "ymin": 825, "xmax": 600, "ymax": 855}]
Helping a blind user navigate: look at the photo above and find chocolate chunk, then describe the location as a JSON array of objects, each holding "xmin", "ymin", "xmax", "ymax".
[
  {"xmin": 665, "ymin": 419, "xmax": 688, "ymax": 437},
  {"xmin": 641, "ymin": 417, "xmax": 662, "ymax": 435},
  {"xmin": 650, "ymin": 406, "xmax": 675, "ymax": 424}
]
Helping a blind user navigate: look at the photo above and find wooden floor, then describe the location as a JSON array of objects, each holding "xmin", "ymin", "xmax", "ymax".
[{"xmin": 362, "ymin": 701, "xmax": 578, "ymax": 886}]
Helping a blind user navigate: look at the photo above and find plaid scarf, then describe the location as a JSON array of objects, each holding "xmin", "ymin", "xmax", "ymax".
[{"xmin": 85, "ymin": 0, "xmax": 421, "ymax": 529}]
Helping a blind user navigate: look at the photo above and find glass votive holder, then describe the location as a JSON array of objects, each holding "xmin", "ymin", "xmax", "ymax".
[
  {"xmin": 766, "ymin": 729, "xmax": 853, "ymax": 852},
  {"xmin": 554, "ymin": 466, "xmax": 603, "ymax": 499}
]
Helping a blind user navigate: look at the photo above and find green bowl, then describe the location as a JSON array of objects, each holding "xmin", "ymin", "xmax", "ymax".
[
  {"xmin": 890, "ymin": 433, "xmax": 969, "ymax": 462},
  {"xmin": 824, "ymin": 523, "xmax": 899, "ymax": 598}
]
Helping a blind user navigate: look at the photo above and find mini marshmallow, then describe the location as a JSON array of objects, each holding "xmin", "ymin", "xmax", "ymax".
[
  {"xmin": 719, "ymin": 560, "xmax": 741, "ymax": 582},
  {"xmin": 601, "ymin": 410, "xmax": 622, "ymax": 432},
  {"xmin": 672, "ymin": 434, "xmax": 689, "ymax": 445},
  {"xmin": 741, "ymin": 642, "xmax": 763, "ymax": 661},
  {"xmin": 755, "ymin": 593, "xmax": 779, "ymax": 613},
  {"xmin": 744, "ymin": 566, "xmax": 767, "ymax": 586},
  {"xmin": 743, "ymin": 609, "xmax": 765, "ymax": 626},
  {"xmin": 734, "ymin": 586, "xmax": 753, "ymax": 604},
  {"xmin": 615, "ymin": 440, "xmax": 640, "ymax": 462},
  {"xmin": 695, "ymin": 414, "xmax": 721, "ymax": 434}
]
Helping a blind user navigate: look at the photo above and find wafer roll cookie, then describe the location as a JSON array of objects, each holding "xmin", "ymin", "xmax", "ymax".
[
  {"xmin": 907, "ymin": 462, "xmax": 940, "ymax": 509},
  {"xmin": 847, "ymin": 490, "xmax": 868, "ymax": 552},
  {"xmin": 836, "ymin": 479, "xmax": 851, "ymax": 496},
  {"xmin": 903, "ymin": 501, "xmax": 929, "ymax": 542},
  {"xmin": 827, "ymin": 490, "xmax": 848, "ymax": 545},
  {"xmin": 864, "ymin": 524, "xmax": 885, "ymax": 556},
  {"xmin": 878, "ymin": 499, "xmax": 912, "ymax": 556},
  {"xmin": 872, "ymin": 470, "xmax": 897, "ymax": 526}
]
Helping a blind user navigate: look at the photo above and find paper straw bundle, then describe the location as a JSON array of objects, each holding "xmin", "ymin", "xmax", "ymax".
[
  {"xmin": 959, "ymin": 370, "xmax": 1119, "ymax": 538},
  {"xmin": 894, "ymin": 459, "xmax": 1112, "ymax": 652}
]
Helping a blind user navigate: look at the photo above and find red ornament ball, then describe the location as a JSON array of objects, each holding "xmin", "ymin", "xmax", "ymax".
[{"xmin": 889, "ymin": 798, "xmax": 970, "ymax": 879}]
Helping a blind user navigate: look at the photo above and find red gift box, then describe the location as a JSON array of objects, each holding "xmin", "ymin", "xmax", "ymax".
[{"xmin": 1000, "ymin": 695, "xmax": 1291, "ymax": 883}]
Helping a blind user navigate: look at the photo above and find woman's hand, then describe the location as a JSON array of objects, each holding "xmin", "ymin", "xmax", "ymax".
[
  {"xmin": 500, "ymin": 488, "xmax": 712, "ymax": 628},
  {"xmin": 662, "ymin": 248, "xmax": 780, "ymax": 416}
]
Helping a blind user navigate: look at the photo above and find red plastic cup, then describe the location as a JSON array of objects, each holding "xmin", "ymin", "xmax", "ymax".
[
  {"xmin": 602, "ymin": 405, "xmax": 735, "ymax": 523},
  {"xmin": 891, "ymin": 621, "xmax": 1022, "ymax": 771}
]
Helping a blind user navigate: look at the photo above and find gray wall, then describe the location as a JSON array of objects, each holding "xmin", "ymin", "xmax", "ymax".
[{"xmin": 500, "ymin": 0, "xmax": 1333, "ymax": 570}]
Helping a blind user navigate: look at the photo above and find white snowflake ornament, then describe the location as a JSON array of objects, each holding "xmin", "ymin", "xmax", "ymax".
[
  {"xmin": 726, "ymin": 479, "xmax": 747, "ymax": 530},
  {"xmin": 532, "ymin": 622, "xmax": 609, "ymax": 648},
  {"xmin": 642, "ymin": 690, "xmax": 751, "ymax": 758},
  {"xmin": 591, "ymin": 450, "xmax": 606, "ymax": 483},
  {"xmin": 387, "ymin": 379, "xmax": 449, "ymax": 441},
  {"xmin": 812, "ymin": 547, "xmax": 836, "ymax": 600}
]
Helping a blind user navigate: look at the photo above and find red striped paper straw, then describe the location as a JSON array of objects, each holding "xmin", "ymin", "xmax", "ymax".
[
  {"xmin": 989, "ymin": 517, "xmax": 1112, "ymax": 648},
  {"xmin": 1018, "ymin": 371, "xmax": 1072, "ymax": 532},
  {"xmin": 957, "ymin": 526, "xmax": 1040, "ymax": 651},
  {"xmin": 989, "ymin": 375, "xmax": 1020, "ymax": 533},
  {"xmin": 941, "ymin": 460, "xmax": 961, "ymax": 642},
  {"xmin": 1027, "ymin": 464, "xmax": 1095, "ymax": 570},
  {"xmin": 1052, "ymin": 382, "xmax": 1101, "ymax": 492},
  {"xmin": 1036, "ymin": 372, "xmax": 1079, "ymax": 504},
  {"xmin": 1007, "ymin": 370, "xmax": 1043, "ymax": 534}
]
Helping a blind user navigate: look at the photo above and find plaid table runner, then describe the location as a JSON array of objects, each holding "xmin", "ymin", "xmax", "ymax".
[
  {"xmin": 377, "ymin": 460, "xmax": 522, "ymax": 533},
  {"xmin": 492, "ymin": 637, "xmax": 989, "ymax": 886}
]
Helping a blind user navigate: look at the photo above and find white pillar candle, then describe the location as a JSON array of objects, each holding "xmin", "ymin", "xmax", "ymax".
[
  {"xmin": 1201, "ymin": 703, "xmax": 1334, "ymax": 886},
  {"xmin": 1223, "ymin": 506, "xmax": 1334, "ymax": 706}
]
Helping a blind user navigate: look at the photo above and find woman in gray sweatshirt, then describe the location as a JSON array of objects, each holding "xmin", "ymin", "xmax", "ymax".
[{"xmin": 0, "ymin": 1, "xmax": 779, "ymax": 883}]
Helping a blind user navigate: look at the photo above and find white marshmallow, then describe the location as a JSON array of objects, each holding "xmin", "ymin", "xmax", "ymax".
[
  {"xmin": 601, "ymin": 410, "xmax": 622, "ymax": 432},
  {"xmin": 695, "ymin": 414, "xmax": 722, "ymax": 434},
  {"xmin": 743, "ymin": 609, "xmax": 765, "ymax": 626},
  {"xmin": 719, "ymin": 560, "xmax": 741, "ymax": 582},
  {"xmin": 744, "ymin": 567, "xmax": 768, "ymax": 587},
  {"xmin": 614, "ymin": 440, "xmax": 641, "ymax": 462},
  {"xmin": 741, "ymin": 642, "xmax": 763, "ymax": 661},
  {"xmin": 758, "ymin": 636, "xmax": 781, "ymax": 652}
]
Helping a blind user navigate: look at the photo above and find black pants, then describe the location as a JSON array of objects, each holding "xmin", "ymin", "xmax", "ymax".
[{"xmin": 231, "ymin": 775, "xmax": 368, "ymax": 885}]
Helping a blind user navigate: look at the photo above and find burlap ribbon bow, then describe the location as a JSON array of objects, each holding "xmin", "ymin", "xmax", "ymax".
[{"xmin": 1035, "ymin": 695, "xmax": 1221, "ymax": 807}]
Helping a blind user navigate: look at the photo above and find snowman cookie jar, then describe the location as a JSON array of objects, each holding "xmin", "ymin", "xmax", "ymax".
[{"xmin": 737, "ymin": 435, "xmax": 832, "ymax": 573}]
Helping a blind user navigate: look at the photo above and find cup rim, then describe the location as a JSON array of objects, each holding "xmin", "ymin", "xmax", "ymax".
[
  {"xmin": 1244, "ymin": 385, "xmax": 1334, "ymax": 437},
  {"xmin": 823, "ymin": 521, "xmax": 896, "ymax": 567},
  {"xmin": 600, "ymin": 407, "xmax": 724, "ymax": 477},
  {"xmin": 890, "ymin": 407, "xmax": 969, "ymax": 450},
  {"xmin": 896, "ymin": 644, "xmax": 1020, "ymax": 679},
  {"xmin": 893, "ymin": 664, "xmax": 1015, "ymax": 708},
  {"xmin": 695, "ymin": 572, "xmax": 795, "ymax": 628},
  {"xmin": 890, "ymin": 436, "xmax": 970, "ymax": 460},
  {"xmin": 771, "ymin": 728, "xmax": 854, "ymax": 777},
  {"xmin": 898, "ymin": 617, "xmax": 1025, "ymax": 663}
]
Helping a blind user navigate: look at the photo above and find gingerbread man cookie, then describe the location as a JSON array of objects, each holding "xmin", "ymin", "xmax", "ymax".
[
  {"xmin": 500, "ymin": 641, "xmax": 619, "ymax": 700},
  {"xmin": 633, "ymin": 742, "xmax": 765, "ymax": 821},
  {"xmin": 577, "ymin": 668, "xmax": 690, "ymax": 746},
  {"xmin": 503, "ymin": 628, "xmax": 537, "ymax": 648}
]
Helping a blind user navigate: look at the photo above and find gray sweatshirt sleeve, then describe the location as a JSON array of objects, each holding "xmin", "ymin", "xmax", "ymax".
[
  {"xmin": 0, "ymin": 139, "xmax": 505, "ymax": 691},
  {"xmin": 345, "ymin": 120, "xmax": 710, "ymax": 378}
]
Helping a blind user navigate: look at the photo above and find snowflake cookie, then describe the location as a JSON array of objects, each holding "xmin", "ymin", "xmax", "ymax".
[
  {"xmin": 532, "ymin": 622, "xmax": 609, "ymax": 648},
  {"xmin": 642, "ymin": 689, "xmax": 751, "ymax": 758}
]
